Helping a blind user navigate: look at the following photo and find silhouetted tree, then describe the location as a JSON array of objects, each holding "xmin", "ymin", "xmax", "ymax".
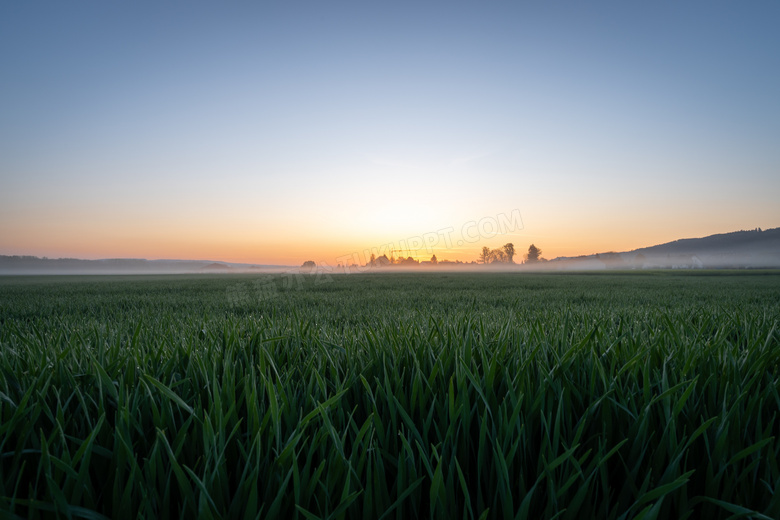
[
  {"xmin": 431, "ymin": 254, "xmax": 438, "ymax": 265},
  {"xmin": 301, "ymin": 260, "xmax": 316, "ymax": 272},
  {"xmin": 369, "ymin": 253, "xmax": 376, "ymax": 267},
  {"xmin": 503, "ymin": 243, "xmax": 515, "ymax": 263},
  {"xmin": 479, "ymin": 247, "xmax": 491, "ymax": 264},
  {"xmin": 478, "ymin": 247, "xmax": 490, "ymax": 264},
  {"xmin": 526, "ymin": 244, "xmax": 542, "ymax": 263},
  {"xmin": 490, "ymin": 248, "xmax": 507, "ymax": 263}
]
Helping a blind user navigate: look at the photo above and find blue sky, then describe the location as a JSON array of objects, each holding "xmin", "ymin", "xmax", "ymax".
[{"xmin": 1, "ymin": 1, "xmax": 778, "ymax": 263}]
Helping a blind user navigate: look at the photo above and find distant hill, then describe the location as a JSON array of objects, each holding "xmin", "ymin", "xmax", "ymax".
[
  {"xmin": 0, "ymin": 256, "xmax": 292, "ymax": 275},
  {"xmin": 633, "ymin": 228, "xmax": 780, "ymax": 256},
  {"xmin": 551, "ymin": 228, "xmax": 780, "ymax": 269}
]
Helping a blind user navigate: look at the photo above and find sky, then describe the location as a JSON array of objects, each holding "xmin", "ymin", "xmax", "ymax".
[{"xmin": 1, "ymin": 1, "xmax": 779, "ymax": 265}]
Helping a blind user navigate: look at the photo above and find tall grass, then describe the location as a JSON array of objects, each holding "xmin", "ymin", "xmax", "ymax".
[{"xmin": 0, "ymin": 272, "xmax": 778, "ymax": 519}]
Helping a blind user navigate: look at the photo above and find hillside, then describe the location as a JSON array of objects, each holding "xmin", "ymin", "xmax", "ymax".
[{"xmin": 551, "ymin": 228, "xmax": 780, "ymax": 269}]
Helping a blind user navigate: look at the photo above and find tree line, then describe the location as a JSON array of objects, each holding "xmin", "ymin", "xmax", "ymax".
[
  {"xmin": 478, "ymin": 243, "xmax": 543, "ymax": 264},
  {"xmin": 303, "ymin": 243, "xmax": 544, "ymax": 269}
]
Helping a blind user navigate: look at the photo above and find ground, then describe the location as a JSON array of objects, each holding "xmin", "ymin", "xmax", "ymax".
[{"xmin": 0, "ymin": 271, "xmax": 778, "ymax": 519}]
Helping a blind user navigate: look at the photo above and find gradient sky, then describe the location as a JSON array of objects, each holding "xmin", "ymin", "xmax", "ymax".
[{"xmin": 2, "ymin": 1, "xmax": 779, "ymax": 265}]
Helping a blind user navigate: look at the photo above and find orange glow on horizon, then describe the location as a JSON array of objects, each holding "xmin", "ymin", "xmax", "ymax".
[
  {"xmin": 1, "ymin": 227, "xmax": 752, "ymax": 267},
  {"xmin": 2, "ymin": 198, "xmax": 776, "ymax": 267}
]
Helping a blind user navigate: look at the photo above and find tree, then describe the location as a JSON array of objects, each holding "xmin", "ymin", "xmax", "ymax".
[
  {"xmin": 479, "ymin": 246, "xmax": 491, "ymax": 264},
  {"xmin": 526, "ymin": 244, "xmax": 542, "ymax": 263},
  {"xmin": 503, "ymin": 243, "xmax": 515, "ymax": 263},
  {"xmin": 369, "ymin": 253, "xmax": 376, "ymax": 267},
  {"xmin": 301, "ymin": 260, "xmax": 316, "ymax": 272},
  {"xmin": 490, "ymin": 248, "xmax": 506, "ymax": 263},
  {"xmin": 431, "ymin": 254, "xmax": 438, "ymax": 265}
]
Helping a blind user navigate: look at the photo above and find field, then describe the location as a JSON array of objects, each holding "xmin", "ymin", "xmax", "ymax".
[{"xmin": 1, "ymin": 271, "xmax": 779, "ymax": 519}]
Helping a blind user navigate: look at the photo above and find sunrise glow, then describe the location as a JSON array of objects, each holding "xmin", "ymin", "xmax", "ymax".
[{"xmin": 1, "ymin": 2, "xmax": 778, "ymax": 266}]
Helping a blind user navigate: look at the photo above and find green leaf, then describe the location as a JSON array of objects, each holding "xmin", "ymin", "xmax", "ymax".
[{"xmin": 142, "ymin": 374, "xmax": 194, "ymax": 415}]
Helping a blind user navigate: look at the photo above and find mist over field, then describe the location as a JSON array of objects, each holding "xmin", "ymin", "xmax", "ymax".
[{"xmin": 3, "ymin": 228, "xmax": 778, "ymax": 274}]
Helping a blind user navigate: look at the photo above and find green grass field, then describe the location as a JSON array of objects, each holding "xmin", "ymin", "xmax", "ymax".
[{"xmin": 1, "ymin": 272, "xmax": 779, "ymax": 519}]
